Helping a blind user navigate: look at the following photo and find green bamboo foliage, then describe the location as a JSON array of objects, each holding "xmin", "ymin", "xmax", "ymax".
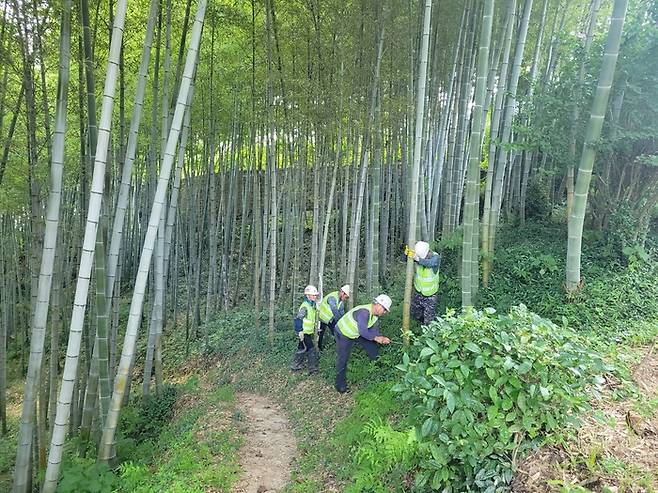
[
  {"xmin": 402, "ymin": 0, "xmax": 432, "ymax": 341},
  {"xmin": 12, "ymin": 0, "xmax": 71, "ymax": 488},
  {"xmin": 566, "ymin": 0, "xmax": 629, "ymax": 292},
  {"xmin": 462, "ymin": 0, "xmax": 495, "ymax": 308},
  {"xmin": 99, "ymin": 0, "xmax": 206, "ymax": 462}
]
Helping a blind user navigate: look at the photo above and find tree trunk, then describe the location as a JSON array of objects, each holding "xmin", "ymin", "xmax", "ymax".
[
  {"xmin": 12, "ymin": 0, "xmax": 71, "ymax": 488},
  {"xmin": 462, "ymin": 0, "xmax": 494, "ymax": 307},
  {"xmin": 43, "ymin": 0, "xmax": 129, "ymax": 488},
  {"xmin": 402, "ymin": 0, "xmax": 432, "ymax": 341},
  {"xmin": 98, "ymin": 0, "xmax": 206, "ymax": 462},
  {"xmin": 566, "ymin": 0, "xmax": 628, "ymax": 292}
]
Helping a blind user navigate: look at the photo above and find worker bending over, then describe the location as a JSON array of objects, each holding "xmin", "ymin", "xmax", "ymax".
[
  {"xmin": 411, "ymin": 240, "xmax": 441, "ymax": 325},
  {"xmin": 291, "ymin": 285, "xmax": 320, "ymax": 375},
  {"xmin": 317, "ymin": 284, "xmax": 350, "ymax": 351},
  {"xmin": 334, "ymin": 294, "xmax": 392, "ymax": 393}
]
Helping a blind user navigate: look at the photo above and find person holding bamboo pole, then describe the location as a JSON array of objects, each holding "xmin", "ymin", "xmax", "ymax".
[{"xmin": 406, "ymin": 241, "xmax": 441, "ymax": 325}]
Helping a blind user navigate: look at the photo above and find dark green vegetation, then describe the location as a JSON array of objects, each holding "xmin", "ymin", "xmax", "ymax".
[
  {"xmin": 2, "ymin": 221, "xmax": 656, "ymax": 492},
  {"xmin": 1, "ymin": 369, "xmax": 243, "ymax": 493},
  {"xmin": 60, "ymin": 378, "xmax": 242, "ymax": 493},
  {"xmin": 1, "ymin": 0, "xmax": 657, "ymax": 487},
  {"xmin": 69, "ymin": 222, "xmax": 653, "ymax": 493}
]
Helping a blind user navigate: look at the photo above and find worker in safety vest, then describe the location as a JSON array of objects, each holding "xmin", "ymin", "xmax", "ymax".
[
  {"xmin": 291, "ymin": 285, "xmax": 320, "ymax": 374},
  {"xmin": 408, "ymin": 240, "xmax": 441, "ymax": 325},
  {"xmin": 317, "ymin": 284, "xmax": 350, "ymax": 351},
  {"xmin": 334, "ymin": 294, "xmax": 392, "ymax": 393}
]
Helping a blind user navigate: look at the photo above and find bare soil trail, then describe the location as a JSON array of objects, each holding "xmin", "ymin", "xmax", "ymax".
[{"xmin": 233, "ymin": 393, "xmax": 297, "ymax": 493}]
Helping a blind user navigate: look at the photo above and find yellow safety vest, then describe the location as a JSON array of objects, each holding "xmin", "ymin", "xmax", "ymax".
[
  {"xmin": 318, "ymin": 291, "xmax": 343, "ymax": 324},
  {"xmin": 299, "ymin": 300, "xmax": 317, "ymax": 335},
  {"xmin": 414, "ymin": 264, "xmax": 440, "ymax": 297},
  {"xmin": 337, "ymin": 304, "xmax": 378, "ymax": 340}
]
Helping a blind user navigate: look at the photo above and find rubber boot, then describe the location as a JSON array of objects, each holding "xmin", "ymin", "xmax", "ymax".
[
  {"xmin": 291, "ymin": 351, "xmax": 305, "ymax": 371},
  {"xmin": 307, "ymin": 350, "xmax": 319, "ymax": 375}
]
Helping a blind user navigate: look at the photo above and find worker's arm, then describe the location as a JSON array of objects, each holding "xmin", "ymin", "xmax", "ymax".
[
  {"xmin": 294, "ymin": 306, "xmax": 307, "ymax": 333},
  {"xmin": 418, "ymin": 252, "xmax": 441, "ymax": 272},
  {"xmin": 327, "ymin": 296, "xmax": 342, "ymax": 319},
  {"xmin": 354, "ymin": 309, "xmax": 381, "ymax": 341}
]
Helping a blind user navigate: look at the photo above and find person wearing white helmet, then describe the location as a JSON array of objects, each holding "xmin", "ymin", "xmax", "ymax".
[
  {"xmin": 317, "ymin": 284, "xmax": 350, "ymax": 351},
  {"xmin": 408, "ymin": 240, "xmax": 441, "ymax": 325},
  {"xmin": 334, "ymin": 294, "xmax": 392, "ymax": 393},
  {"xmin": 291, "ymin": 285, "xmax": 320, "ymax": 374}
]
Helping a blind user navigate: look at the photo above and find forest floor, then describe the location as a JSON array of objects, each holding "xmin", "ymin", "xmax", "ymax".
[
  {"xmin": 1, "ymin": 329, "xmax": 657, "ymax": 492},
  {"xmin": 513, "ymin": 344, "xmax": 658, "ymax": 492},
  {"xmin": 233, "ymin": 393, "xmax": 296, "ymax": 493}
]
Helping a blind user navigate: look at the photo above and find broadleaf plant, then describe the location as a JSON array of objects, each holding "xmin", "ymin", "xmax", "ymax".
[{"xmin": 393, "ymin": 305, "xmax": 615, "ymax": 492}]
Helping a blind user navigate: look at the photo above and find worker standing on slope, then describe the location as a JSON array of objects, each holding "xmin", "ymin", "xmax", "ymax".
[
  {"xmin": 410, "ymin": 240, "xmax": 441, "ymax": 325},
  {"xmin": 334, "ymin": 294, "xmax": 392, "ymax": 393},
  {"xmin": 317, "ymin": 284, "xmax": 350, "ymax": 351},
  {"xmin": 291, "ymin": 285, "xmax": 320, "ymax": 375}
]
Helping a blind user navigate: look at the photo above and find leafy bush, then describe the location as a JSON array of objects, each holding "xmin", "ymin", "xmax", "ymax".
[
  {"xmin": 132, "ymin": 384, "xmax": 177, "ymax": 444},
  {"xmin": 57, "ymin": 457, "xmax": 116, "ymax": 493},
  {"xmin": 393, "ymin": 306, "xmax": 614, "ymax": 492},
  {"xmin": 525, "ymin": 177, "xmax": 551, "ymax": 220},
  {"xmin": 475, "ymin": 223, "xmax": 658, "ymax": 341}
]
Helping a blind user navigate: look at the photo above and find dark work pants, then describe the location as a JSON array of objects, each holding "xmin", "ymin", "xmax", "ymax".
[
  {"xmin": 334, "ymin": 329, "xmax": 379, "ymax": 391},
  {"xmin": 410, "ymin": 290, "xmax": 438, "ymax": 325},
  {"xmin": 291, "ymin": 333, "xmax": 318, "ymax": 372},
  {"xmin": 318, "ymin": 321, "xmax": 336, "ymax": 351}
]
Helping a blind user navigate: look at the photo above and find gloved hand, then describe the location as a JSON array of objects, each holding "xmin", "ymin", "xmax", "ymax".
[
  {"xmin": 298, "ymin": 331, "xmax": 304, "ymax": 341},
  {"xmin": 404, "ymin": 245, "xmax": 415, "ymax": 259}
]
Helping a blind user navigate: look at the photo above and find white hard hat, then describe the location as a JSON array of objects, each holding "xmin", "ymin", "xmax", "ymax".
[
  {"xmin": 414, "ymin": 241, "xmax": 430, "ymax": 259},
  {"xmin": 304, "ymin": 285, "xmax": 319, "ymax": 296},
  {"xmin": 340, "ymin": 284, "xmax": 351, "ymax": 297},
  {"xmin": 373, "ymin": 294, "xmax": 392, "ymax": 312}
]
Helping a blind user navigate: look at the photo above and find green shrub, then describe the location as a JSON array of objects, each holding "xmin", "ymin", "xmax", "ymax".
[
  {"xmin": 525, "ymin": 178, "xmax": 551, "ymax": 220},
  {"xmin": 132, "ymin": 384, "xmax": 177, "ymax": 444},
  {"xmin": 393, "ymin": 306, "xmax": 614, "ymax": 492},
  {"xmin": 56, "ymin": 457, "xmax": 117, "ymax": 493}
]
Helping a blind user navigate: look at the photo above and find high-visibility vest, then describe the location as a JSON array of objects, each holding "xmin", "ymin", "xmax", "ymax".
[
  {"xmin": 337, "ymin": 304, "xmax": 378, "ymax": 340},
  {"xmin": 299, "ymin": 300, "xmax": 317, "ymax": 335},
  {"xmin": 414, "ymin": 263, "xmax": 440, "ymax": 297},
  {"xmin": 318, "ymin": 291, "xmax": 343, "ymax": 324}
]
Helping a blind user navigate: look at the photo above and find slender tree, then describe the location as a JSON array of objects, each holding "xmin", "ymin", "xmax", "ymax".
[
  {"xmin": 98, "ymin": 0, "xmax": 206, "ymax": 462},
  {"xmin": 566, "ymin": 0, "xmax": 629, "ymax": 292},
  {"xmin": 12, "ymin": 0, "xmax": 71, "ymax": 488},
  {"xmin": 462, "ymin": 0, "xmax": 495, "ymax": 307},
  {"xmin": 402, "ymin": 0, "xmax": 432, "ymax": 342},
  {"xmin": 42, "ymin": 0, "xmax": 128, "ymax": 488}
]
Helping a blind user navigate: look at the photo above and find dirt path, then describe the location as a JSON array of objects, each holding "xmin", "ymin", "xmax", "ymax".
[{"xmin": 233, "ymin": 393, "xmax": 297, "ymax": 493}]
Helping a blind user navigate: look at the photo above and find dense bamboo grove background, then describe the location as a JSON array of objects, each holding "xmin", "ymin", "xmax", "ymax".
[{"xmin": 0, "ymin": 0, "xmax": 656, "ymax": 489}]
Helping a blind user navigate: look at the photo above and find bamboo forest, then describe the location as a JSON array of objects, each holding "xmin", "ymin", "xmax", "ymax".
[{"xmin": 0, "ymin": 0, "xmax": 657, "ymax": 490}]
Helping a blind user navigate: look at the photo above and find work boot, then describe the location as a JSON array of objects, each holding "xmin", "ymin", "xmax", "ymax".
[
  {"xmin": 307, "ymin": 350, "xmax": 319, "ymax": 375},
  {"xmin": 290, "ymin": 352, "xmax": 305, "ymax": 371}
]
